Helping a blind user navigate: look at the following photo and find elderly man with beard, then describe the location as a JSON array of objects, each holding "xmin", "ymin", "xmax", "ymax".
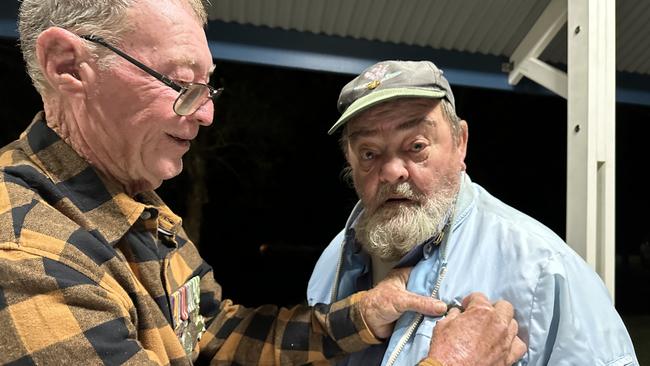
[{"xmin": 308, "ymin": 60, "xmax": 638, "ymax": 365}]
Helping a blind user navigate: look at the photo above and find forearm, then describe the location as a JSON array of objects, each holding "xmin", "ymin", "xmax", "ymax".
[{"xmin": 200, "ymin": 291, "xmax": 381, "ymax": 364}]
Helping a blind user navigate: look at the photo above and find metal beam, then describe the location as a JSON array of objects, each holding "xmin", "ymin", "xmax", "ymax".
[
  {"xmin": 203, "ymin": 20, "xmax": 544, "ymax": 94},
  {"xmin": 0, "ymin": 18, "xmax": 18, "ymax": 38},
  {"xmin": 205, "ymin": 39, "xmax": 521, "ymax": 93},
  {"xmin": 508, "ymin": 0, "xmax": 567, "ymax": 87},
  {"xmin": 516, "ymin": 57, "xmax": 568, "ymax": 98},
  {"xmin": 567, "ymin": 0, "xmax": 616, "ymax": 299}
]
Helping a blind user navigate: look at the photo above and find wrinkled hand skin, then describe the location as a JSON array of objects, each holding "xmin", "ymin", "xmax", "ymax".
[
  {"xmin": 427, "ymin": 293, "xmax": 527, "ymax": 366},
  {"xmin": 359, "ymin": 267, "xmax": 448, "ymax": 339}
]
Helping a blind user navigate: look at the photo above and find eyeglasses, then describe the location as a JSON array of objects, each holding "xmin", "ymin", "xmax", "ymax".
[{"xmin": 80, "ymin": 34, "xmax": 223, "ymax": 116}]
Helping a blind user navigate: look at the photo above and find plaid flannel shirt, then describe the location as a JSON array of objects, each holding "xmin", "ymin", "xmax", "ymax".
[{"xmin": 0, "ymin": 113, "xmax": 380, "ymax": 365}]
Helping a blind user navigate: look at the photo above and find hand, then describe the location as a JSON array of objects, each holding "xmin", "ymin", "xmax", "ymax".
[
  {"xmin": 359, "ymin": 267, "xmax": 448, "ymax": 339},
  {"xmin": 426, "ymin": 293, "xmax": 527, "ymax": 366}
]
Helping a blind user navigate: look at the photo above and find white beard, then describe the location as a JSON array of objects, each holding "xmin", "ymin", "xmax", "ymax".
[{"xmin": 355, "ymin": 178, "xmax": 458, "ymax": 262}]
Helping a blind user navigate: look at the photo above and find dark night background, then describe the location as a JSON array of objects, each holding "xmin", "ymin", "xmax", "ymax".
[{"xmin": 1, "ymin": 37, "xmax": 649, "ymax": 318}]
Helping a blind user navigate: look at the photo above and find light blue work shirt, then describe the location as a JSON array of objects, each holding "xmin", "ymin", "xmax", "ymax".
[{"xmin": 308, "ymin": 174, "xmax": 638, "ymax": 365}]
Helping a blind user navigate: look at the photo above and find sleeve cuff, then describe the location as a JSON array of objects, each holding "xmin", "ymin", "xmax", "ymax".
[
  {"xmin": 349, "ymin": 291, "xmax": 383, "ymax": 345},
  {"xmin": 418, "ymin": 358, "xmax": 445, "ymax": 366}
]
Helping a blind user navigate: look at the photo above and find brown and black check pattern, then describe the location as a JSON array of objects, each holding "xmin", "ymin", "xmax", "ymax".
[{"xmin": 0, "ymin": 113, "xmax": 380, "ymax": 365}]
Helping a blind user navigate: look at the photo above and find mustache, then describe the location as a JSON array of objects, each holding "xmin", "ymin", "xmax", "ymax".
[{"xmin": 375, "ymin": 181, "xmax": 425, "ymax": 204}]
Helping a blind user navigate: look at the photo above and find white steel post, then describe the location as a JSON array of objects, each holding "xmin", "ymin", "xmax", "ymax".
[{"xmin": 567, "ymin": 0, "xmax": 616, "ymax": 299}]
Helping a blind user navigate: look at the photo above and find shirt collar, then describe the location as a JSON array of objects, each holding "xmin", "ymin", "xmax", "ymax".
[{"xmin": 21, "ymin": 113, "xmax": 183, "ymax": 245}]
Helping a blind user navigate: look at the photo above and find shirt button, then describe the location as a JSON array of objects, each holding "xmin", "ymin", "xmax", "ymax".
[{"xmin": 140, "ymin": 210, "xmax": 152, "ymax": 220}]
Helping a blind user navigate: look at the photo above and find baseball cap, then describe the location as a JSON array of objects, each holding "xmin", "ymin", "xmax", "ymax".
[{"xmin": 328, "ymin": 60, "xmax": 455, "ymax": 135}]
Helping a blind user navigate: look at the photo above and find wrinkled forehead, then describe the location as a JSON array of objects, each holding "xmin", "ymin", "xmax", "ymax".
[
  {"xmin": 125, "ymin": 0, "xmax": 206, "ymax": 44},
  {"xmin": 122, "ymin": 0, "xmax": 212, "ymax": 68}
]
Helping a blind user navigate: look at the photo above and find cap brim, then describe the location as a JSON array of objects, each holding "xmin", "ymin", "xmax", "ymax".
[{"xmin": 328, "ymin": 87, "xmax": 447, "ymax": 135}]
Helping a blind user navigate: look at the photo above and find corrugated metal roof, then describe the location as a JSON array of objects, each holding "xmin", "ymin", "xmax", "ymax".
[{"xmin": 207, "ymin": 0, "xmax": 650, "ymax": 76}]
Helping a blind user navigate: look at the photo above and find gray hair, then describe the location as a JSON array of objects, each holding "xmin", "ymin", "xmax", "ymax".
[
  {"xmin": 18, "ymin": 0, "xmax": 208, "ymax": 95},
  {"xmin": 440, "ymin": 98, "xmax": 462, "ymax": 145}
]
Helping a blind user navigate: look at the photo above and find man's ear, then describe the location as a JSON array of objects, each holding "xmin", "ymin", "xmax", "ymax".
[
  {"xmin": 457, "ymin": 120, "xmax": 469, "ymax": 171},
  {"xmin": 35, "ymin": 27, "xmax": 95, "ymax": 96}
]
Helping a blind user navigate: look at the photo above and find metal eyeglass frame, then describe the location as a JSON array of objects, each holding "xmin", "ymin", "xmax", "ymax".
[{"xmin": 80, "ymin": 34, "xmax": 223, "ymax": 116}]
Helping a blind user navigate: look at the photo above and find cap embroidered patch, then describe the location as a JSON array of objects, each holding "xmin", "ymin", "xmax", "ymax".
[
  {"xmin": 367, "ymin": 80, "xmax": 381, "ymax": 89},
  {"xmin": 353, "ymin": 63, "xmax": 403, "ymax": 92}
]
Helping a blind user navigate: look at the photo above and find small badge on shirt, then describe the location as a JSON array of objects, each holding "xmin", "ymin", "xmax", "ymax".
[{"xmin": 170, "ymin": 276, "xmax": 206, "ymax": 355}]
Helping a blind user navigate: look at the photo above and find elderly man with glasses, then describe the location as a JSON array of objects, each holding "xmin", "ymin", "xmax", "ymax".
[{"xmin": 0, "ymin": 0, "xmax": 525, "ymax": 365}]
